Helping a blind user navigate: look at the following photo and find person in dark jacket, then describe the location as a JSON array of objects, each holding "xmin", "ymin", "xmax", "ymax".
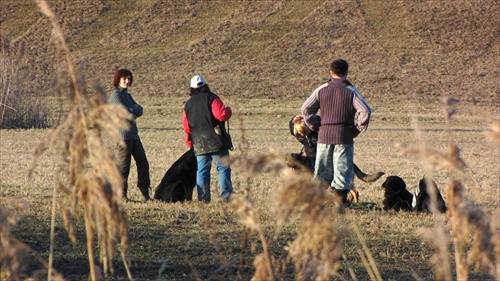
[
  {"xmin": 183, "ymin": 75, "xmax": 233, "ymax": 202},
  {"xmin": 109, "ymin": 69, "xmax": 151, "ymax": 201},
  {"xmin": 301, "ymin": 59, "xmax": 371, "ymax": 204}
]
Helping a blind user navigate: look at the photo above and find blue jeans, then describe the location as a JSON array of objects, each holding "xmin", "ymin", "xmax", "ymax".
[
  {"xmin": 314, "ymin": 143, "xmax": 354, "ymax": 191},
  {"xmin": 196, "ymin": 149, "xmax": 233, "ymax": 202}
]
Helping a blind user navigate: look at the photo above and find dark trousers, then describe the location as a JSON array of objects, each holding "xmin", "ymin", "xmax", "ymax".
[{"xmin": 116, "ymin": 140, "xmax": 150, "ymax": 199}]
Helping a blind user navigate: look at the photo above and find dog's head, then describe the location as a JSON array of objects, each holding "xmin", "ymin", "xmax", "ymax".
[
  {"xmin": 292, "ymin": 115, "xmax": 311, "ymax": 137},
  {"xmin": 285, "ymin": 152, "xmax": 314, "ymax": 173},
  {"xmin": 381, "ymin": 176, "xmax": 407, "ymax": 196},
  {"xmin": 170, "ymin": 185, "xmax": 187, "ymax": 203}
]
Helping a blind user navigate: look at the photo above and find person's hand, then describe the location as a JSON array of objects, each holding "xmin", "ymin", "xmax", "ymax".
[
  {"xmin": 352, "ymin": 127, "xmax": 361, "ymax": 138},
  {"xmin": 129, "ymin": 104, "xmax": 139, "ymax": 112}
]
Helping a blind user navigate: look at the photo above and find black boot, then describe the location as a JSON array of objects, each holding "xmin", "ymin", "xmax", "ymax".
[{"xmin": 333, "ymin": 189, "xmax": 350, "ymax": 207}]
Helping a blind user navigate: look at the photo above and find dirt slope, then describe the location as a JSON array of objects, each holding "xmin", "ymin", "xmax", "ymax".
[{"xmin": 1, "ymin": 0, "xmax": 499, "ymax": 110}]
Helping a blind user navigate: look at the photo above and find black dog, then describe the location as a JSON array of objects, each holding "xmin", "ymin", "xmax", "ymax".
[
  {"xmin": 381, "ymin": 176, "xmax": 414, "ymax": 211},
  {"xmin": 154, "ymin": 148, "xmax": 196, "ymax": 203},
  {"xmin": 414, "ymin": 177, "xmax": 447, "ymax": 213}
]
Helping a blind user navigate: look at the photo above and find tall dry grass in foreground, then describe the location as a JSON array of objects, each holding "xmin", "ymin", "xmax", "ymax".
[
  {"xmin": 225, "ymin": 96, "xmax": 499, "ymax": 281},
  {"xmin": 23, "ymin": 1, "xmax": 131, "ymax": 280},
  {"xmin": 1, "ymin": 206, "xmax": 36, "ymax": 280},
  {"xmin": 229, "ymin": 151, "xmax": 364, "ymax": 281},
  {"xmin": 396, "ymin": 96, "xmax": 499, "ymax": 281}
]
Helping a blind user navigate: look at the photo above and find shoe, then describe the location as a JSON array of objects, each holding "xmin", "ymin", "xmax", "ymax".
[{"xmin": 333, "ymin": 189, "xmax": 350, "ymax": 207}]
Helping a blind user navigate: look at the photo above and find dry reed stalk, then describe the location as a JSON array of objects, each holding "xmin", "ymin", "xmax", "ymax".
[
  {"xmin": 441, "ymin": 97, "xmax": 499, "ymax": 280},
  {"xmin": 237, "ymin": 225, "xmax": 250, "ymax": 281},
  {"xmin": 420, "ymin": 223, "xmax": 453, "ymax": 281},
  {"xmin": 229, "ymin": 150, "xmax": 285, "ymax": 175},
  {"xmin": 273, "ymin": 171, "xmax": 343, "ymax": 281},
  {"xmin": 395, "ymin": 96, "xmax": 456, "ymax": 280},
  {"xmin": 351, "ymin": 223, "xmax": 382, "ymax": 281},
  {"xmin": 0, "ymin": 205, "xmax": 66, "ymax": 280},
  {"xmin": 447, "ymin": 180, "xmax": 499, "ymax": 281},
  {"xmin": 231, "ymin": 102, "xmax": 250, "ymax": 154},
  {"xmin": 0, "ymin": 34, "xmax": 14, "ymax": 126},
  {"xmin": 28, "ymin": 1, "xmax": 133, "ymax": 280},
  {"xmin": 197, "ymin": 204, "xmax": 232, "ymax": 266},
  {"xmin": 480, "ymin": 113, "xmax": 500, "ymax": 148},
  {"xmin": 232, "ymin": 195, "xmax": 275, "ymax": 281},
  {"xmin": 394, "ymin": 142, "xmax": 467, "ymax": 174},
  {"xmin": 0, "ymin": 206, "xmax": 30, "ymax": 280},
  {"xmin": 187, "ymin": 260, "xmax": 204, "ymax": 281},
  {"xmin": 398, "ymin": 96, "xmax": 499, "ymax": 280},
  {"xmin": 230, "ymin": 150, "xmax": 347, "ymax": 280}
]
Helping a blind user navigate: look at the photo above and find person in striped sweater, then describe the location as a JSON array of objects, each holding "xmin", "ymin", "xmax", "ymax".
[{"xmin": 301, "ymin": 59, "xmax": 371, "ymax": 205}]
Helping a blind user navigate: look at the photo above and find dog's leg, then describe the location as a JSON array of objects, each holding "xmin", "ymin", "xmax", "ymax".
[
  {"xmin": 353, "ymin": 164, "xmax": 385, "ymax": 183},
  {"xmin": 185, "ymin": 184, "xmax": 194, "ymax": 201}
]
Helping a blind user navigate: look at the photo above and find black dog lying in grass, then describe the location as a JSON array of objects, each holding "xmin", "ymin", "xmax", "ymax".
[
  {"xmin": 381, "ymin": 175, "xmax": 447, "ymax": 213},
  {"xmin": 381, "ymin": 176, "xmax": 414, "ymax": 211},
  {"xmin": 154, "ymin": 148, "xmax": 196, "ymax": 203},
  {"xmin": 414, "ymin": 177, "xmax": 447, "ymax": 213}
]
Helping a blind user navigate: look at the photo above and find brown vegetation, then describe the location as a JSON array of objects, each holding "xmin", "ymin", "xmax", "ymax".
[{"xmin": 0, "ymin": 0, "xmax": 499, "ymax": 280}]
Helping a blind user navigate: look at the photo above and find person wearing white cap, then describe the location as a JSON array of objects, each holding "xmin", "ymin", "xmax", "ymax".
[{"xmin": 183, "ymin": 75, "xmax": 233, "ymax": 202}]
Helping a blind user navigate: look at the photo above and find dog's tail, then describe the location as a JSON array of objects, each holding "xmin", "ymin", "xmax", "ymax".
[{"xmin": 354, "ymin": 164, "xmax": 385, "ymax": 183}]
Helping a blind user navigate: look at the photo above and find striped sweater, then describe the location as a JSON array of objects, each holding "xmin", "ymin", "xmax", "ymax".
[{"xmin": 301, "ymin": 78, "xmax": 371, "ymax": 145}]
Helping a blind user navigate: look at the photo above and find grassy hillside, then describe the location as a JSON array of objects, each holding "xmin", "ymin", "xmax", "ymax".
[{"xmin": 1, "ymin": 0, "xmax": 499, "ymax": 109}]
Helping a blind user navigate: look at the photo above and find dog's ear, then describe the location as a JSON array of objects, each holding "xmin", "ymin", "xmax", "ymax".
[
  {"xmin": 419, "ymin": 177, "xmax": 438, "ymax": 192},
  {"xmin": 381, "ymin": 177, "xmax": 390, "ymax": 188},
  {"xmin": 418, "ymin": 177, "xmax": 428, "ymax": 191}
]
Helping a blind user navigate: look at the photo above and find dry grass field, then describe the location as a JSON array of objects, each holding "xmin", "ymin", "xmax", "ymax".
[{"xmin": 1, "ymin": 1, "xmax": 499, "ymax": 281}]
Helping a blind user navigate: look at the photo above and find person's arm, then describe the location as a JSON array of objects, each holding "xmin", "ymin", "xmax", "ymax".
[
  {"xmin": 211, "ymin": 97, "xmax": 232, "ymax": 122},
  {"xmin": 350, "ymin": 87, "xmax": 371, "ymax": 132},
  {"xmin": 301, "ymin": 84, "xmax": 326, "ymax": 131},
  {"xmin": 108, "ymin": 91, "xmax": 123, "ymax": 105},
  {"xmin": 109, "ymin": 90, "xmax": 143, "ymax": 118},
  {"xmin": 128, "ymin": 94, "xmax": 144, "ymax": 117},
  {"xmin": 182, "ymin": 110, "xmax": 192, "ymax": 148}
]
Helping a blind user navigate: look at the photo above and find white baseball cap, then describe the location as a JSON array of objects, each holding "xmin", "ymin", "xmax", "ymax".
[{"xmin": 190, "ymin": 75, "xmax": 206, "ymax": 88}]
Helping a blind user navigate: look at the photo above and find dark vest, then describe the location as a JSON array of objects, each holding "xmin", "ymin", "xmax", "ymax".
[
  {"xmin": 317, "ymin": 79, "xmax": 358, "ymax": 144},
  {"xmin": 185, "ymin": 92, "xmax": 224, "ymax": 155}
]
